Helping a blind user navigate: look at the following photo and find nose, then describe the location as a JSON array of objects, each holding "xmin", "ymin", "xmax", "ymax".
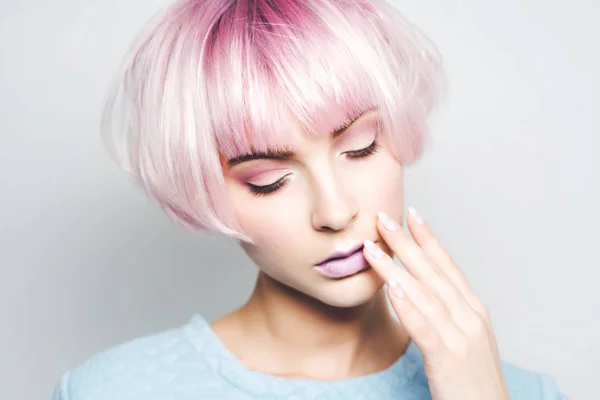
[{"xmin": 310, "ymin": 171, "xmax": 358, "ymax": 233}]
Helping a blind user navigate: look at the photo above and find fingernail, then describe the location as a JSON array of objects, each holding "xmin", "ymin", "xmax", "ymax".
[
  {"xmin": 377, "ymin": 211, "xmax": 397, "ymax": 232},
  {"xmin": 408, "ymin": 206, "xmax": 424, "ymax": 225},
  {"xmin": 388, "ymin": 280, "xmax": 404, "ymax": 299},
  {"xmin": 364, "ymin": 240, "xmax": 384, "ymax": 259}
]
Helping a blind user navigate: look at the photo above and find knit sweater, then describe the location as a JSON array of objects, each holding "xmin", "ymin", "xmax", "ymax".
[{"xmin": 52, "ymin": 314, "xmax": 566, "ymax": 399}]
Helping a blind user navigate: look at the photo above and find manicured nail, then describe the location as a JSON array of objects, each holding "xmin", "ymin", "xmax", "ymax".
[
  {"xmin": 408, "ymin": 206, "xmax": 424, "ymax": 225},
  {"xmin": 377, "ymin": 211, "xmax": 397, "ymax": 231},
  {"xmin": 363, "ymin": 240, "xmax": 384, "ymax": 259},
  {"xmin": 388, "ymin": 280, "xmax": 404, "ymax": 299}
]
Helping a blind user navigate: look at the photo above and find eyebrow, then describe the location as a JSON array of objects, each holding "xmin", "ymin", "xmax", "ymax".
[{"xmin": 226, "ymin": 107, "xmax": 375, "ymax": 167}]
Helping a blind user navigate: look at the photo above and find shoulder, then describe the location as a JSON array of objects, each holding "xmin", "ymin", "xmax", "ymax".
[
  {"xmin": 501, "ymin": 361, "xmax": 567, "ymax": 399},
  {"xmin": 51, "ymin": 315, "xmax": 225, "ymax": 400}
]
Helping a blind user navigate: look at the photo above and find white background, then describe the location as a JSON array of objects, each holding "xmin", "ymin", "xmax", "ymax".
[{"xmin": 1, "ymin": 0, "xmax": 597, "ymax": 398}]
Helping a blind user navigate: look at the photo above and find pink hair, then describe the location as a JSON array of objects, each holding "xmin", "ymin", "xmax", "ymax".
[{"xmin": 101, "ymin": 0, "xmax": 443, "ymax": 241}]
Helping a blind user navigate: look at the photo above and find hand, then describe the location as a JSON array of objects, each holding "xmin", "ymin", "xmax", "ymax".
[{"xmin": 362, "ymin": 208, "xmax": 509, "ymax": 400}]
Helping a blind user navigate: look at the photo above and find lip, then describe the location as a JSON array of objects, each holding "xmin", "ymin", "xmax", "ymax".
[
  {"xmin": 316, "ymin": 243, "xmax": 364, "ymax": 266},
  {"xmin": 313, "ymin": 242, "xmax": 371, "ymax": 279}
]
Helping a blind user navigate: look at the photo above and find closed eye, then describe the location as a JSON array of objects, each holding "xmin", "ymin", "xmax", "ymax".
[
  {"xmin": 247, "ymin": 174, "xmax": 291, "ymax": 197},
  {"xmin": 245, "ymin": 140, "xmax": 380, "ymax": 197},
  {"xmin": 344, "ymin": 140, "xmax": 380, "ymax": 158}
]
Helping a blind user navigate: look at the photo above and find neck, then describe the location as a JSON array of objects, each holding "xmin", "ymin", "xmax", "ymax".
[{"xmin": 214, "ymin": 271, "xmax": 410, "ymax": 380}]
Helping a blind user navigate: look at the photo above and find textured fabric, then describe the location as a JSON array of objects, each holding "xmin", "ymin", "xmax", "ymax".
[{"xmin": 52, "ymin": 314, "xmax": 566, "ymax": 399}]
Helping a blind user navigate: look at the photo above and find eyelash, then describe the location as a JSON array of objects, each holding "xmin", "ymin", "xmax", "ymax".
[
  {"xmin": 247, "ymin": 176, "xmax": 289, "ymax": 197},
  {"xmin": 344, "ymin": 139, "xmax": 380, "ymax": 159},
  {"xmin": 247, "ymin": 140, "xmax": 380, "ymax": 197}
]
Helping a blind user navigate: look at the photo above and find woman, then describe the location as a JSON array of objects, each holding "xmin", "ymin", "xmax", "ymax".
[{"xmin": 53, "ymin": 0, "xmax": 565, "ymax": 398}]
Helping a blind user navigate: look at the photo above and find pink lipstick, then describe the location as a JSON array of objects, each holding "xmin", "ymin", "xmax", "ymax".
[{"xmin": 314, "ymin": 243, "xmax": 370, "ymax": 278}]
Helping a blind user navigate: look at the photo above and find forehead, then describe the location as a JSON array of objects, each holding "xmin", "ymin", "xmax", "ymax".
[
  {"xmin": 228, "ymin": 106, "xmax": 377, "ymax": 158},
  {"xmin": 222, "ymin": 106, "xmax": 380, "ymax": 166},
  {"xmin": 216, "ymin": 99, "xmax": 378, "ymax": 162}
]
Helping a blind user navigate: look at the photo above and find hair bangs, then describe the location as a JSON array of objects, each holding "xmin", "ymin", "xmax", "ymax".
[
  {"xmin": 101, "ymin": 0, "xmax": 443, "ymax": 240},
  {"xmin": 205, "ymin": 0, "xmax": 442, "ymax": 165}
]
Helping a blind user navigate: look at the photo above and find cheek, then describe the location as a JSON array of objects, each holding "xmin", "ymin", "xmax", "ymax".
[
  {"xmin": 231, "ymin": 189, "xmax": 305, "ymax": 265},
  {"xmin": 355, "ymin": 154, "xmax": 405, "ymax": 210},
  {"xmin": 380, "ymin": 164, "xmax": 404, "ymax": 207}
]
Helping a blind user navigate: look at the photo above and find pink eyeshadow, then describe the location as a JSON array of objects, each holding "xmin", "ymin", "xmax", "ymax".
[{"xmin": 234, "ymin": 165, "xmax": 290, "ymax": 183}]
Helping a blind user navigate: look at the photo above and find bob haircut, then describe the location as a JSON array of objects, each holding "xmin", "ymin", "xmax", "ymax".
[{"xmin": 101, "ymin": 0, "xmax": 443, "ymax": 242}]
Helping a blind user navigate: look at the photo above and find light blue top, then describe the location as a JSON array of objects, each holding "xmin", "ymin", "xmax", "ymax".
[{"xmin": 52, "ymin": 314, "xmax": 566, "ymax": 399}]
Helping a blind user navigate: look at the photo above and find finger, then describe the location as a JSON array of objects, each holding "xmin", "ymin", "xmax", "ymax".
[
  {"xmin": 363, "ymin": 240, "xmax": 460, "ymax": 346},
  {"xmin": 363, "ymin": 239, "xmax": 419, "ymax": 293},
  {"xmin": 376, "ymin": 211, "xmax": 481, "ymax": 328},
  {"xmin": 385, "ymin": 284, "xmax": 469, "ymax": 356},
  {"xmin": 405, "ymin": 207, "xmax": 489, "ymax": 319},
  {"xmin": 385, "ymin": 283, "xmax": 443, "ymax": 354},
  {"xmin": 376, "ymin": 212, "xmax": 457, "ymax": 303},
  {"xmin": 405, "ymin": 206, "xmax": 473, "ymax": 299}
]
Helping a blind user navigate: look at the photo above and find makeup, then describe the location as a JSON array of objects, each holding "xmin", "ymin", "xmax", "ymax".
[{"xmin": 314, "ymin": 243, "xmax": 370, "ymax": 278}]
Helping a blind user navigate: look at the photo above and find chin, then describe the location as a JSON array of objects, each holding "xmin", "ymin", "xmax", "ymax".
[{"xmin": 308, "ymin": 268, "xmax": 386, "ymax": 308}]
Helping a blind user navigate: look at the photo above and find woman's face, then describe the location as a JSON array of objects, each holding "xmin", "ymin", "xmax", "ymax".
[{"xmin": 223, "ymin": 109, "xmax": 405, "ymax": 307}]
